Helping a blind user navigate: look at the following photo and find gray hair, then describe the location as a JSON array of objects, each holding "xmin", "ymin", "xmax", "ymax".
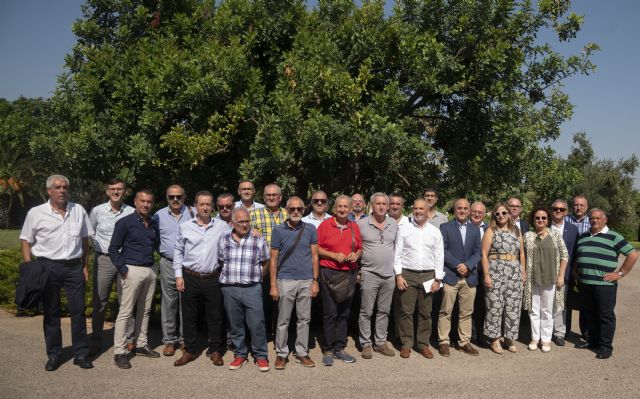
[
  {"xmin": 590, "ymin": 208, "xmax": 607, "ymax": 218},
  {"xmin": 369, "ymin": 192, "xmax": 389, "ymax": 204},
  {"xmin": 231, "ymin": 207, "xmax": 249, "ymax": 221},
  {"xmin": 286, "ymin": 196, "xmax": 304, "ymax": 208},
  {"xmin": 334, "ymin": 194, "xmax": 352, "ymax": 209},
  {"xmin": 551, "ymin": 199, "xmax": 568, "ymax": 208},
  {"xmin": 46, "ymin": 174, "xmax": 69, "ymax": 189}
]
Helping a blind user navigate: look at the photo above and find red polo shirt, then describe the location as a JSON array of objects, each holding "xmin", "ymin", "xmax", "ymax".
[{"xmin": 317, "ymin": 217, "xmax": 362, "ymax": 271}]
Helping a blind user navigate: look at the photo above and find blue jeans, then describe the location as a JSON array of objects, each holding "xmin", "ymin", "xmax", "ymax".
[{"xmin": 221, "ymin": 283, "xmax": 267, "ymax": 359}]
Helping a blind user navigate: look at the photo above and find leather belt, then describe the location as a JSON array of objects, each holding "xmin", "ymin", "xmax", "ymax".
[
  {"xmin": 220, "ymin": 282, "xmax": 259, "ymax": 287},
  {"xmin": 38, "ymin": 257, "xmax": 81, "ymax": 265},
  {"xmin": 488, "ymin": 254, "xmax": 517, "ymax": 261},
  {"xmin": 183, "ymin": 267, "xmax": 220, "ymax": 279}
]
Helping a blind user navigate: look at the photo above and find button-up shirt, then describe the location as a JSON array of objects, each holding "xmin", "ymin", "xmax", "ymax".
[
  {"xmin": 348, "ymin": 212, "xmax": 367, "ymax": 222},
  {"xmin": 357, "ymin": 215, "xmax": 398, "ymax": 277},
  {"xmin": 173, "ymin": 218, "xmax": 231, "ymax": 278},
  {"xmin": 551, "ymin": 220, "xmax": 564, "ymax": 235},
  {"xmin": 393, "ymin": 220, "xmax": 445, "ymax": 279},
  {"xmin": 234, "ymin": 200, "xmax": 265, "ymax": 211},
  {"xmin": 20, "ymin": 201, "xmax": 93, "ymax": 260},
  {"xmin": 565, "ymin": 214, "xmax": 590, "ymax": 235},
  {"xmin": 301, "ymin": 212, "xmax": 332, "ymax": 229},
  {"xmin": 108, "ymin": 212, "xmax": 158, "ymax": 274},
  {"xmin": 457, "ymin": 220, "xmax": 468, "ymax": 246},
  {"xmin": 89, "ymin": 202, "xmax": 134, "ymax": 253},
  {"xmin": 249, "ymin": 207, "xmax": 288, "ymax": 246},
  {"xmin": 153, "ymin": 205, "xmax": 194, "ymax": 259},
  {"xmin": 218, "ymin": 231, "xmax": 269, "ymax": 284}
]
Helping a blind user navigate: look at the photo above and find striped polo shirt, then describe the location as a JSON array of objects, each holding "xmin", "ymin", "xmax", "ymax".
[{"xmin": 576, "ymin": 226, "xmax": 634, "ymax": 286}]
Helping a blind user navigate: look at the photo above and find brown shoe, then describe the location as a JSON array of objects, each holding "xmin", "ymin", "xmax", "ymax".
[
  {"xmin": 438, "ymin": 344, "xmax": 450, "ymax": 357},
  {"xmin": 400, "ymin": 348, "xmax": 411, "ymax": 358},
  {"xmin": 274, "ymin": 356, "xmax": 288, "ymax": 370},
  {"xmin": 490, "ymin": 339, "xmax": 504, "ymax": 355},
  {"xmin": 126, "ymin": 343, "xmax": 136, "ymax": 352},
  {"xmin": 361, "ymin": 346, "xmax": 373, "ymax": 359},
  {"xmin": 373, "ymin": 343, "xmax": 395, "ymax": 357},
  {"xmin": 163, "ymin": 343, "xmax": 176, "ymax": 357},
  {"xmin": 420, "ymin": 346, "xmax": 434, "ymax": 359},
  {"xmin": 173, "ymin": 352, "xmax": 196, "ymax": 366},
  {"xmin": 210, "ymin": 351, "xmax": 224, "ymax": 366},
  {"xmin": 459, "ymin": 343, "xmax": 479, "ymax": 356},
  {"xmin": 295, "ymin": 355, "xmax": 315, "ymax": 368}
]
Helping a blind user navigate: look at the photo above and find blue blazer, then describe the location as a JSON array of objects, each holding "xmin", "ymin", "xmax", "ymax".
[
  {"xmin": 440, "ymin": 220, "xmax": 482, "ymax": 286},
  {"xmin": 561, "ymin": 222, "xmax": 579, "ymax": 281},
  {"xmin": 518, "ymin": 220, "xmax": 529, "ymax": 234}
]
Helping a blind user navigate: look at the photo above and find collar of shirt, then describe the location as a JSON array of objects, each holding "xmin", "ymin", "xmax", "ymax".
[
  {"xmin": 285, "ymin": 220, "xmax": 304, "ymax": 230},
  {"xmin": 308, "ymin": 213, "xmax": 330, "ymax": 220},
  {"xmin": 456, "ymin": 220, "xmax": 469, "ymax": 228},
  {"xmin": 367, "ymin": 215, "xmax": 390, "ymax": 227},
  {"xmin": 551, "ymin": 220, "xmax": 564, "ymax": 230},
  {"xmin": 48, "ymin": 201, "xmax": 71, "ymax": 219},
  {"xmin": 411, "ymin": 219, "xmax": 429, "ymax": 230},
  {"xmin": 191, "ymin": 217, "xmax": 215, "ymax": 229},
  {"xmin": 107, "ymin": 202, "xmax": 129, "ymax": 215},
  {"xmin": 590, "ymin": 225, "xmax": 609, "ymax": 236}
]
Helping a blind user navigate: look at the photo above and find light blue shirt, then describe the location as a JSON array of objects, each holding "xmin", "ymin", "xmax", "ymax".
[
  {"xmin": 153, "ymin": 205, "xmax": 194, "ymax": 259},
  {"xmin": 173, "ymin": 217, "xmax": 231, "ymax": 277},
  {"xmin": 301, "ymin": 212, "xmax": 331, "ymax": 229},
  {"xmin": 234, "ymin": 200, "xmax": 265, "ymax": 211},
  {"xmin": 89, "ymin": 202, "xmax": 134, "ymax": 253},
  {"xmin": 457, "ymin": 220, "xmax": 468, "ymax": 246}
]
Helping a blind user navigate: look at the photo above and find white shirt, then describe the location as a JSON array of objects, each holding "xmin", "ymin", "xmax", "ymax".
[
  {"xmin": 301, "ymin": 212, "xmax": 331, "ymax": 229},
  {"xmin": 173, "ymin": 218, "xmax": 231, "ymax": 277},
  {"xmin": 20, "ymin": 201, "xmax": 93, "ymax": 260},
  {"xmin": 551, "ymin": 220, "xmax": 565, "ymax": 235},
  {"xmin": 393, "ymin": 220, "xmax": 445, "ymax": 279},
  {"xmin": 234, "ymin": 200, "xmax": 265, "ymax": 211},
  {"xmin": 393, "ymin": 215, "xmax": 410, "ymax": 227},
  {"xmin": 89, "ymin": 201, "xmax": 134, "ymax": 253}
]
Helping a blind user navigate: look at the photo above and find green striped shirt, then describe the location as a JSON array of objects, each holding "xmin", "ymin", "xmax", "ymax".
[{"xmin": 576, "ymin": 227, "xmax": 634, "ymax": 286}]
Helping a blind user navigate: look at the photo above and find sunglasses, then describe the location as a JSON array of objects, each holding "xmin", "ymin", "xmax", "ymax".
[
  {"xmin": 288, "ymin": 207, "xmax": 304, "ymax": 213},
  {"xmin": 552, "ymin": 207, "xmax": 567, "ymax": 212},
  {"xmin": 534, "ymin": 216, "xmax": 548, "ymax": 221},
  {"xmin": 312, "ymin": 199, "xmax": 327, "ymax": 204},
  {"xmin": 168, "ymin": 195, "xmax": 183, "ymax": 201},
  {"xmin": 218, "ymin": 205, "xmax": 233, "ymax": 210},
  {"xmin": 494, "ymin": 211, "xmax": 508, "ymax": 217}
]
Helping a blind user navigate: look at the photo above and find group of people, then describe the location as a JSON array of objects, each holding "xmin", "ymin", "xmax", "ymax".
[{"xmin": 19, "ymin": 174, "xmax": 637, "ymax": 372}]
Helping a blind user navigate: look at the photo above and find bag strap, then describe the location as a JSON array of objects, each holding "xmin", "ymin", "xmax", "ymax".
[{"xmin": 278, "ymin": 222, "xmax": 306, "ymax": 269}]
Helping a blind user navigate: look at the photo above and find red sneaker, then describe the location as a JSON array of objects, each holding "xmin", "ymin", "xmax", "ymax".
[
  {"xmin": 255, "ymin": 358, "xmax": 270, "ymax": 372},
  {"xmin": 229, "ymin": 356, "xmax": 247, "ymax": 370}
]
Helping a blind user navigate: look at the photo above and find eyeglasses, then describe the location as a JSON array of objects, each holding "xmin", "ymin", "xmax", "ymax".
[
  {"xmin": 168, "ymin": 195, "xmax": 183, "ymax": 201},
  {"xmin": 552, "ymin": 207, "xmax": 567, "ymax": 212},
  {"xmin": 288, "ymin": 207, "xmax": 304, "ymax": 213},
  {"xmin": 312, "ymin": 199, "xmax": 327, "ymax": 204},
  {"xmin": 218, "ymin": 205, "xmax": 233, "ymax": 210},
  {"xmin": 235, "ymin": 220, "xmax": 250, "ymax": 225},
  {"xmin": 494, "ymin": 211, "xmax": 508, "ymax": 217},
  {"xmin": 534, "ymin": 216, "xmax": 548, "ymax": 221}
]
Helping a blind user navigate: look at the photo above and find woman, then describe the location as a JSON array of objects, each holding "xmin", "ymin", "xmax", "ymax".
[
  {"xmin": 317, "ymin": 195, "xmax": 362, "ymax": 366},
  {"xmin": 523, "ymin": 206, "xmax": 568, "ymax": 352},
  {"xmin": 482, "ymin": 202, "xmax": 526, "ymax": 354}
]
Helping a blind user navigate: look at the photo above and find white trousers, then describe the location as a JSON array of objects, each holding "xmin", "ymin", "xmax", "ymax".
[{"xmin": 529, "ymin": 283, "xmax": 556, "ymax": 342}]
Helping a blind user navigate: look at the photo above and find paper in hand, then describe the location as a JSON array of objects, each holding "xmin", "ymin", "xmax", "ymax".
[{"xmin": 423, "ymin": 278, "xmax": 437, "ymax": 293}]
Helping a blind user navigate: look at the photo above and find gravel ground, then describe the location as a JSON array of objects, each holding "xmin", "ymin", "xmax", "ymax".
[{"xmin": 1, "ymin": 257, "xmax": 639, "ymax": 399}]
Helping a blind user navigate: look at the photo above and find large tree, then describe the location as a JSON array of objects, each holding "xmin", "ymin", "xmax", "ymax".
[{"xmin": 31, "ymin": 0, "xmax": 596, "ymax": 201}]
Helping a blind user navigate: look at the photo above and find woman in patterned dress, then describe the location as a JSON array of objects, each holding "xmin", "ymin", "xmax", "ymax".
[
  {"xmin": 481, "ymin": 202, "xmax": 526, "ymax": 354},
  {"xmin": 523, "ymin": 206, "xmax": 568, "ymax": 353}
]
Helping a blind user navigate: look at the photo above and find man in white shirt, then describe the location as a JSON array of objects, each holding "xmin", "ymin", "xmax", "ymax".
[
  {"xmin": 235, "ymin": 180, "xmax": 265, "ymax": 211},
  {"xmin": 20, "ymin": 174, "xmax": 94, "ymax": 371},
  {"xmin": 301, "ymin": 190, "xmax": 331, "ymax": 228},
  {"xmin": 394, "ymin": 198, "xmax": 444, "ymax": 359},
  {"xmin": 388, "ymin": 192, "xmax": 410, "ymax": 226}
]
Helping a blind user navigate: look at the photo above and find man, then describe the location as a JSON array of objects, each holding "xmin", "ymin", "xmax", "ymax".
[
  {"xmin": 549, "ymin": 199, "xmax": 579, "ymax": 346},
  {"xmin": 215, "ymin": 192, "xmax": 235, "ymax": 225},
  {"xmin": 348, "ymin": 193, "xmax": 367, "ymax": 221},
  {"xmin": 153, "ymin": 184, "xmax": 193, "ymax": 356},
  {"xmin": 566, "ymin": 195, "xmax": 591, "ymax": 235},
  {"xmin": 575, "ymin": 208, "xmax": 637, "ymax": 359},
  {"xmin": 172, "ymin": 191, "xmax": 230, "ymax": 367},
  {"xmin": 393, "ymin": 198, "xmax": 445, "ymax": 359},
  {"xmin": 20, "ymin": 174, "xmax": 94, "ymax": 371},
  {"xmin": 469, "ymin": 201, "xmax": 488, "ymax": 345},
  {"xmin": 269, "ymin": 196, "xmax": 320, "ymax": 369},
  {"xmin": 88, "ymin": 178, "xmax": 135, "ymax": 357},
  {"xmin": 235, "ymin": 180, "xmax": 265, "ymax": 211},
  {"xmin": 357, "ymin": 193, "xmax": 399, "ymax": 359},
  {"xmin": 388, "ymin": 192, "xmax": 410, "ymax": 226},
  {"xmin": 423, "ymin": 188, "xmax": 448, "ymax": 228},
  {"xmin": 219, "ymin": 208, "xmax": 270, "ymax": 372},
  {"xmin": 507, "ymin": 197, "xmax": 529, "ymax": 233},
  {"xmin": 438, "ymin": 199, "xmax": 482, "ymax": 357},
  {"xmin": 301, "ymin": 190, "xmax": 332, "ymax": 228},
  {"xmin": 109, "ymin": 189, "xmax": 160, "ymax": 369}
]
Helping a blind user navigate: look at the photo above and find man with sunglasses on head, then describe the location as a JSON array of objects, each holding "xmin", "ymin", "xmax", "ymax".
[
  {"xmin": 153, "ymin": 184, "xmax": 194, "ymax": 357},
  {"xmin": 548, "ymin": 199, "xmax": 579, "ymax": 346},
  {"xmin": 302, "ymin": 190, "xmax": 332, "ymax": 228},
  {"xmin": 269, "ymin": 196, "xmax": 320, "ymax": 369},
  {"xmin": 215, "ymin": 193, "xmax": 235, "ymax": 225},
  {"xmin": 235, "ymin": 180, "xmax": 265, "ymax": 211}
]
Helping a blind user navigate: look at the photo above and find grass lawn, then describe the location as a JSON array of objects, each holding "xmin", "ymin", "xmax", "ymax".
[{"xmin": 0, "ymin": 230, "xmax": 20, "ymax": 249}]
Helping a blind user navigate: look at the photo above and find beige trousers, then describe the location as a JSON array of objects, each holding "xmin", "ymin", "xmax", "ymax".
[{"xmin": 438, "ymin": 279, "xmax": 476, "ymax": 346}]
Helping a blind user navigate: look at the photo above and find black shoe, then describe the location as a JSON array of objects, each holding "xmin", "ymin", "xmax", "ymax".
[
  {"xmin": 575, "ymin": 342, "xmax": 597, "ymax": 349},
  {"xmin": 554, "ymin": 337, "xmax": 565, "ymax": 346},
  {"xmin": 114, "ymin": 354, "xmax": 131, "ymax": 369},
  {"xmin": 87, "ymin": 343, "xmax": 101, "ymax": 358},
  {"xmin": 135, "ymin": 345, "xmax": 161, "ymax": 358},
  {"xmin": 45, "ymin": 356, "xmax": 60, "ymax": 371},
  {"xmin": 73, "ymin": 357, "xmax": 94, "ymax": 369},
  {"xmin": 596, "ymin": 350, "xmax": 612, "ymax": 359}
]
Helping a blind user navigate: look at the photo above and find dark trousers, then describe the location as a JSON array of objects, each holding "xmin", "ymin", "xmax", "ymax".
[
  {"xmin": 181, "ymin": 271, "xmax": 225, "ymax": 354},
  {"xmin": 579, "ymin": 283, "xmax": 617, "ymax": 352},
  {"xmin": 319, "ymin": 268, "xmax": 355, "ymax": 353},
  {"xmin": 472, "ymin": 268, "xmax": 486, "ymax": 344},
  {"xmin": 42, "ymin": 259, "xmax": 88, "ymax": 358}
]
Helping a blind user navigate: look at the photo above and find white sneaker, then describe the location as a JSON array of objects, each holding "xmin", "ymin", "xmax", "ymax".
[
  {"xmin": 541, "ymin": 342, "xmax": 551, "ymax": 353},
  {"xmin": 528, "ymin": 340, "xmax": 539, "ymax": 351}
]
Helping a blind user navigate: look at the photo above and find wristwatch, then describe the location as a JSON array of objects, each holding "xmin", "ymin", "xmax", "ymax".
[{"xmin": 618, "ymin": 271, "xmax": 625, "ymax": 278}]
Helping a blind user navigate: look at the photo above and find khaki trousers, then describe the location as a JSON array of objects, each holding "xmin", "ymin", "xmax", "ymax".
[{"xmin": 438, "ymin": 279, "xmax": 476, "ymax": 346}]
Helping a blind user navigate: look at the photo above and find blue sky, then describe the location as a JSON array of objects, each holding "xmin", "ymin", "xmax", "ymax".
[{"xmin": 1, "ymin": 0, "xmax": 638, "ymax": 186}]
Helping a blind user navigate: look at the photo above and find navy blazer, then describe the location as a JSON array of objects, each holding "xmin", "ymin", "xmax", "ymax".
[
  {"xmin": 440, "ymin": 220, "xmax": 482, "ymax": 286},
  {"xmin": 560, "ymin": 222, "xmax": 579, "ymax": 281},
  {"xmin": 518, "ymin": 219, "xmax": 529, "ymax": 234}
]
